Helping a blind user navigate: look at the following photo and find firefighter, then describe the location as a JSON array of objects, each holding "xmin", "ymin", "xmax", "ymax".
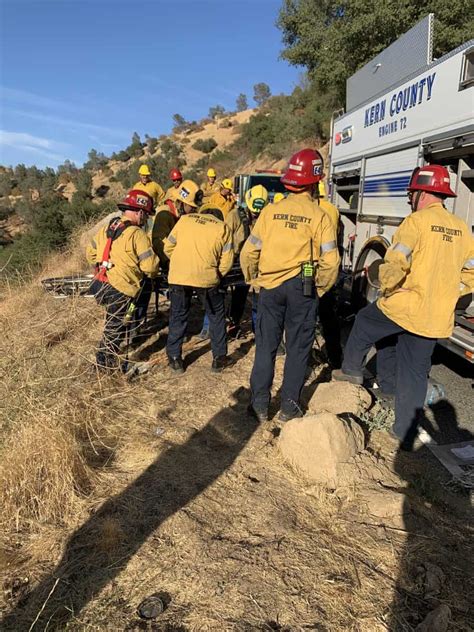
[
  {"xmin": 128, "ymin": 180, "xmax": 203, "ymax": 334},
  {"xmin": 133, "ymin": 164, "xmax": 165, "ymax": 207},
  {"xmin": 86, "ymin": 190, "xmax": 159, "ymax": 370},
  {"xmin": 246, "ymin": 186, "xmax": 270, "ymax": 334},
  {"xmin": 225, "ymin": 184, "xmax": 268, "ymax": 339},
  {"xmin": 240, "ymin": 148, "xmax": 340, "ymax": 422},
  {"xmin": 164, "ymin": 168, "xmax": 183, "ymax": 202},
  {"xmin": 315, "ymin": 179, "xmax": 343, "ymax": 368},
  {"xmin": 333, "ymin": 164, "xmax": 474, "ymax": 448},
  {"xmin": 200, "ymin": 167, "xmax": 221, "ymax": 203},
  {"xmin": 163, "ymin": 197, "xmax": 234, "ymax": 373},
  {"xmin": 151, "ymin": 179, "xmax": 202, "ymax": 267},
  {"xmin": 197, "ymin": 185, "xmax": 269, "ymax": 340},
  {"xmin": 207, "ymin": 178, "xmax": 236, "ymax": 218}
]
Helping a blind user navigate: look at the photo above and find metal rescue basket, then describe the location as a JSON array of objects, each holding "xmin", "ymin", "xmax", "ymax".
[
  {"xmin": 41, "ymin": 261, "xmax": 247, "ymax": 299},
  {"xmin": 41, "ymin": 274, "xmax": 96, "ymax": 298}
]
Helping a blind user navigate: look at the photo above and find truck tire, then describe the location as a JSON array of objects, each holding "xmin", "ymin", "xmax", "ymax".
[{"xmin": 351, "ymin": 238, "xmax": 388, "ymax": 312}]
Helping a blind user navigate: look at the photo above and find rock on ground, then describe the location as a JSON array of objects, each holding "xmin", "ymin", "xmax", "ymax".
[
  {"xmin": 307, "ymin": 381, "xmax": 372, "ymax": 416},
  {"xmin": 416, "ymin": 562, "xmax": 445, "ymax": 599},
  {"xmin": 279, "ymin": 412, "xmax": 365, "ymax": 487},
  {"xmin": 416, "ymin": 604, "xmax": 451, "ymax": 632},
  {"xmin": 358, "ymin": 488, "xmax": 408, "ymax": 529}
]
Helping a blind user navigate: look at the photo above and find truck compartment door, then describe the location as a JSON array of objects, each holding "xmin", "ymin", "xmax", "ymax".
[{"xmin": 361, "ymin": 146, "xmax": 419, "ymax": 219}]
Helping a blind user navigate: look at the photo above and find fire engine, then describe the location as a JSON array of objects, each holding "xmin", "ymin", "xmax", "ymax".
[{"xmin": 329, "ymin": 15, "xmax": 474, "ymax": 362}]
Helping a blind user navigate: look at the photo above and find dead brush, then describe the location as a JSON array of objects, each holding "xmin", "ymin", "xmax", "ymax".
[
  {"xmin": 1, "ymin": 231, "xmax": 473, "ymax": 630},
  {"xmin": 0, "ymin": 415, "xmax": 94, "ymax": 529},
  {"xmin": 0, "ymin": 240, "xmax": 126, "ymax": 535}
]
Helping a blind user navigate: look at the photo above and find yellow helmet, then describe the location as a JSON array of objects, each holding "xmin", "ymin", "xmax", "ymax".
[
  {"xmin": 273, "ymin": 192, "xmax": 285, "ymax": 204},
  {"xmin": 245, "ymin": 184, "xmax": 268, "ymax": 214},
  {"xmin": 176, "ymin": 179, "xmax": 202, "ymax": 207},
  {"xmin": 139, "ymin": 164, "xmax": 151, "ymax": 176},
  {"xmin": 207, "ymin": 168, "xmax": 216, "ymax": 178},
  {"xmin": 221, "ymin": 178, "xmax": 233, "ymax": 191},
  {"xmin": 318, "ymin": 181, "xmax": 327, "ymax": 197}
]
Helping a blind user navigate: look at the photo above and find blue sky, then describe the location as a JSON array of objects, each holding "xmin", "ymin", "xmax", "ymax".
[{"xmin": 0, "ymin": 0, "xmax": 300, "ymax": 169}]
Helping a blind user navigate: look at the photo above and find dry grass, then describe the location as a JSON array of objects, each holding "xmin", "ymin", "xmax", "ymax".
[
  {"xmin": 0, "ymin": 236, "xmax": 134, "ymax": 530},
  {"xmin": 1, "ymin": 418, "xmax": 93, "ymax": 528},
  {"xmin": 0, "ymin": 238, "xmax": 472, "ymax": 631}
]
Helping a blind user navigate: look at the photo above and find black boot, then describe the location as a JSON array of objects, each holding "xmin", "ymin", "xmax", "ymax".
[
  {"xmin": 278, "ymin": 399, "xmax": 304, "ymax": 422},
  {"xmin": 247, "ymin": 404, "xmax": 268, "ymax": 423},
  {"xmin": 211, "ymin": 356, "xmax": 231, "ymax": 373},
  {"xmin": 227, "ymin": 322, "xmax": 242, "ymax": 341},
  {"xmin": 168, "ymin": 356, "xmax": 184, "ymax": 374}
]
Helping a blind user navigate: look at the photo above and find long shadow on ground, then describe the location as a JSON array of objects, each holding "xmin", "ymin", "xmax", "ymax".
[
  {"xmin": 1, "ymin": 387, "xmax": 258, "ymax": 630},
  {"xmin": 389, "ymin": 402, "xmax": 474, "ymax": 630}
]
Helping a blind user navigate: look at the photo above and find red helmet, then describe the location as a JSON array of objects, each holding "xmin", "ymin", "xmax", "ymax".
[
  {"xmin": 408, "ymin": 164, "xmax": 456, "ymax": 198},
  {"xmin": 117, "ymin": 189, "xmax": 154, "ymax": 214},
  {"xmin": 170, "ymin": 168, "xmax": 183, "ymax": 181},
  {"xmin": 281, "ymin": 148, "xmax": 324, "ymax": 189}
]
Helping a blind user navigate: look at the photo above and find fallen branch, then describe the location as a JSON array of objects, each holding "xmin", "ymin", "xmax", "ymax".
[{"xmin": 28, "ymin": 577, "xmax": 60, "ymax": 632}]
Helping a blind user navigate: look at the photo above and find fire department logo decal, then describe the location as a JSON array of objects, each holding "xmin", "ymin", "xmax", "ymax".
[{"xmin": 136, "ymin": 195, "xmax": 149, "ymax": 207}]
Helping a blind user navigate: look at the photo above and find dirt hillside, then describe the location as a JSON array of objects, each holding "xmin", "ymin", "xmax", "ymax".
[
  {"xmin": 174, "ymin": 110, "xmax": 254, "ymax": 167},
  {"xmin": 0, "ymin": 109, "xmax": 259, "ymax": 240},
  {"xmin": 90, "ymin": 110, "xmax": 257, "ymax": 202},
  {"xmin": 0, "ymin": 245, "xmax": 472, "ymax": 631}
]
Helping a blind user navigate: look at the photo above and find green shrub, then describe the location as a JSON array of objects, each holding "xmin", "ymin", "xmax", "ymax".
[
  {"xmin": 0, "ymin": 201, "xmax": 14, "ymax": 221},
  {"xmin": 0, "ymin": 232, "xmax": 52, "ymax": 280},
  {"xmin": 208, "ymin": 105, "xmax": 225, "ymax": 119},
  {"xmin": 0, "ymin": 173, "xmax": 13, "ymax": 197},
  {"xmin": 192, "ymin": 138, "xmax": 218, "ymax": 154},
  {"xmin": 111, "ymin": 149, "xmax": 131, "ymax": 162}
]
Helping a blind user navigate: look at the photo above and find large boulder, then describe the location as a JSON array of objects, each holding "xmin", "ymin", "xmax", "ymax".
[
  {"xmin": 307, "ymin": 381, "xmax": 372, "ymax": 416},
  {"xmin": 279, "ymin": 413, "xmax": 365, "ymax": 487}
]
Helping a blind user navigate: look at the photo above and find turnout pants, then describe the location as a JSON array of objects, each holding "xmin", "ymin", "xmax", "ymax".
[
  {"xmin": 342, "ymin": 302, "xmax": 436, "ymax": 441},
  {"xmin": 167, "ymin": 285, "xmax": 227, "ymax": 359},
  {"xmin": 251, "ymin": 275, "xmax": 318, "ymax": 412},
  {"xmin": 201, "ymin": 284, "xmax": 251, "ymax": 333},
  {"xmin": 93, "ymin": 282, "xmax": 130, "ymax": 369}
]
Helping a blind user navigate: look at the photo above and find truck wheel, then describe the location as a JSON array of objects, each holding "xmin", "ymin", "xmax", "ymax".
[{"xmin": 352, "ymin": 241, "xmax": 387, "ymax": 312}]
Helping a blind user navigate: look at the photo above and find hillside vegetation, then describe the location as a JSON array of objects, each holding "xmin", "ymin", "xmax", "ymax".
[
  {"xmin": 2, "ymin": 1, "xmax": 470, "ymax": 282},
  {"xmin": 0, "ymin": 102, "xmax": 317, "ymax": 283}
]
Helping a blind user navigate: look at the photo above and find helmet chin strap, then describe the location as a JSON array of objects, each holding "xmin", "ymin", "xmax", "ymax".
[
  {"xmin": 311, "ymin": 183, "xmax": 321, "ymax": 199},
  {"xmin": 411, "ymin": 190, "xmax": 422, "ymax": 212}
]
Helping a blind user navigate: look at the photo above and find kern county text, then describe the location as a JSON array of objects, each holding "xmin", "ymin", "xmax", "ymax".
[{"xmin": 363, "ymin": 73, "xmax": 436, "ymax": 138}]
